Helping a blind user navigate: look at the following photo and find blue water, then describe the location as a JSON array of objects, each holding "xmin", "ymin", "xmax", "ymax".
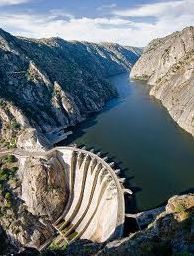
[{"xmin": 63, "ymin": 73, "xmax": 194, "ymax": 211}]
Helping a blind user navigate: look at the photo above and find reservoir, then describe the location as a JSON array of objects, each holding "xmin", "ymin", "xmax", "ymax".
[{"xmin": 62, "ymin": 73, "xmax": 194, "ymax": 211}]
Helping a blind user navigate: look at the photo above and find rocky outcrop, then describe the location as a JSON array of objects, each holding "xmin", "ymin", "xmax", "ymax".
[
  {"xmin": 20, "ymin": 156, "xmax": 69, "ymax": 222},
  {"xmin": 0, "ymin": 100, "xmax": 29, "ymax": 145},
  {"xmin": 1, "ymin": 204, "xmax": 56, "ymax": 251},
  {"xmin": 131, "ymin": 26, "xmax": 194, "ymax": 136},
  {"xmin": 17, "ymin": 128, "xmax": 51, "ymax": 152},
  {"xmin": 58, "ymin": 193, "xmax": 194, "ymax": 256},
  {"xmin": 0, "ymin": 28, "xmax": 141, "ymax": 142},
  {"xmin": 0, "ymin": 161, "xmax": 57, "ymax": 252},
  {"xmin": 0, "ymin": 133, "xmax": 70, "ymax": 252}
]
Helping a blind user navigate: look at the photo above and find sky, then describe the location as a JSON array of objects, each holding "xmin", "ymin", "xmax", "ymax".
[{"xmin": 0, "ymin": 0, "xmax": 194, "ymax": 46}]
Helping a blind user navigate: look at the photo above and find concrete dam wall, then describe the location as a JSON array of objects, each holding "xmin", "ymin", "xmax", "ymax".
[
  {"xmin": 1, "ymin": 146, "xmax": 129, "ymax": 250},
  {"xmin": 50, "ymin": 146, "xmax": 126, "ymax": 248}
]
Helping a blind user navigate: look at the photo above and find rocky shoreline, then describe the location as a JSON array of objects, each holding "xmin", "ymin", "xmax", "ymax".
[{"xmin": 131, "ymin": 26, "xmax": 194, "ymax": 137}]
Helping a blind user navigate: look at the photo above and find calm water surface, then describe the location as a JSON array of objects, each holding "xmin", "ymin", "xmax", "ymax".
[{"xmin": 63, "ymin": 73, "xmax": 194, "ymax": 211}]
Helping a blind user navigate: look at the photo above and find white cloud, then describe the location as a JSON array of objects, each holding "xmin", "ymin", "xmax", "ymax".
[
  {"xmin": 113, "ymin": 1, "xmax": 184, "ymax": 17},
  {"xmin": 113, "ymin": 0, "xmax": 194, "ymax": 17},
  {"xmin": 0, "ymin": 0, "xmax": 29, "ymax": 6},
  {"xmin": 0, "ymin": 0, "xmax": 194, "ymax": 46}
]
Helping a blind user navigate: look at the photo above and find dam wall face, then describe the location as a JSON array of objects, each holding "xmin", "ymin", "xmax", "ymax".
[
  {"xmin": 5, "ymin": 146, "xmax": 126, "ymax": 249},
  {"xmin": 51, "ymin": 146, "xmax": 125, "ymax": 247}
]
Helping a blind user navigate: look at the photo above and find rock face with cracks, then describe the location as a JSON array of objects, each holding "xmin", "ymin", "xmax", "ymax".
[
  {"xmin": 17, "ymin": 128, "xmax": 51, "ymax": 152},
  {"xmin": 20, "ymin": 156, "xmax": 68, "ymax": 222},
  {"xmin": 0, "ymin": 28, "xmax": 141, "ymax": 142},
  {"xmin": 131, "ymin": 26, "xmax": 194, "ymax": 136}
]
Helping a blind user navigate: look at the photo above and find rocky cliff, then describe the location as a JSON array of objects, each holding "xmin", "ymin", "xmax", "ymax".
[
  {"xmin": 131, "ymin": 26, "xmax": 194, "ymax": 136},
  {"xmin": 0, "ymin": 130, "xmax": 68, "ymax": 252},
  {"xmin": 0, "ymin": 28, "xmax": 140, "ymax": 144}
]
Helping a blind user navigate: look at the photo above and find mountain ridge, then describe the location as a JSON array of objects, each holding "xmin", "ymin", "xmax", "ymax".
[{"xmin": 0, "ymin": 28, "xmax": 141, "ymax": 144}]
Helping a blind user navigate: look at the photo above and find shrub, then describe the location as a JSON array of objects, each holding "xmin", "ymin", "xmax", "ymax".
[
  {"xmin": 10, "ymin": 121, "xmax": 20, "ymax": 130},
  {"xmin": 11, "ymin": 166, "xmax": 18, "ymax": 172},
  {"xmin": 5, "ymin": 201, "xmax": 11, "ymax": 208},
  {"xmin": 5, "ymin": 155, "xmax": 16, "ymax": 163},
  {"xmin": 174, "ymin": 203, "xmax": 186, "ymax": 213},
  {"xmin": 0, "ymin": 169, "xmax": 8, "ymax": 182},
  {"xmin": 8, "ymin": 138, "xmax": 17, "ymax": 149},
  {"xmin": 5, "ymin": 192, "xmax": 11, "ymax": 201}
]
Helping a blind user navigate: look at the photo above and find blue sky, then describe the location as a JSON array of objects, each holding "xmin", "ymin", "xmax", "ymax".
[{"xmin": 0, "ymin": 0, "xmax": 193, "ymax": 46}]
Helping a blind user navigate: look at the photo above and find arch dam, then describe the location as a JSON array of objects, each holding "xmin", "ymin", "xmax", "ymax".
[{"xmin": 0, "ymin": 146, "xmax": 132, "ymax": 250}]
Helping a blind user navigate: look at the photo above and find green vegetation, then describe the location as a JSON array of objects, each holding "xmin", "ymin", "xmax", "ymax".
[
  {"xmin": 49, "ymin": 240, "xmax": 68, "ymax": 251},
  {"xmin": 0, "ymin": 168, "xmax": 16, "ymax": 187},
  {"xmin": 5, "ymin": 192, "xmax": 11, "ymax": 200},
  {"xmin": 0, "ymin": 153, "xmax": 18, "ymax": 214},
  {"xmin": 1, "ymin": 138, "xmax": 17, "ymax": 149},
  {"xmin": 174, "ymin": 203, "xmax": 186, "ymax": 213},
  {"xmin": 7, "ymin": 138, "xmax": 17, "ymax": 149},
  {"xmin": 10, "ymin": 120, "xmax": 20, "ymax": 130},
  {"xmin": 3, "ymin": 155, "xmax": 16, "ymax": 164}
]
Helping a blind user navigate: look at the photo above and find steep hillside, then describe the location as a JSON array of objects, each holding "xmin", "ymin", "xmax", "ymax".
[
  {"xmin": 0, "ymin": 28, "xmax": 140, "ymax": 144},
  {"xmin": 131, "ymin": 26, "xmax": 194, "ymax": 136}
]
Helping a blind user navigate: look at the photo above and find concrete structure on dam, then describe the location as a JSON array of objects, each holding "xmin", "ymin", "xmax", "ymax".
[{"xmin": 0, "ymin": 146, "xmax": 132, "ymax": 250}]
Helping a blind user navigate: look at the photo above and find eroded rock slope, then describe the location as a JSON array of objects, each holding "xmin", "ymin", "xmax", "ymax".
[
  {"xmin": 0, "ymin": 28, "xmax": 140, "ymax": 142},
  {"xmin": 0, "ymin": 130, "xmax": 67, "ymax": 252},
  {"xmin": 131, "ymin": 26, "xmax": 194, "ymax": 136}
]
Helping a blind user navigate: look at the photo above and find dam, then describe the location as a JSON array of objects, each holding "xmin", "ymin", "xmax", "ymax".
[
  {"xmin": 2, "ymin": 146, "xmax": 130, "ymax": 250},
  {"xmin": 51, "ymin": 147, "xmax": 126, "ymax": 248}
]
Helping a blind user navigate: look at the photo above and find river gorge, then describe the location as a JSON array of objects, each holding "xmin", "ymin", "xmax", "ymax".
[{"xmin": 62, "ymin": 73, "xmax": 194, "ymax": 211}]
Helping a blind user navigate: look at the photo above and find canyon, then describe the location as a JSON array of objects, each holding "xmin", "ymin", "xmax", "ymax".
[
  {"xmin": 0, "ymin": 28, "xmax": 140, "ymax": 144},
  {"xmin": 0, "ymin": 29, "xmax": 139, "ymax": 254},
  {"xmin": 0, "ymin": 26, "xmax": 194, "ymax": 256}
]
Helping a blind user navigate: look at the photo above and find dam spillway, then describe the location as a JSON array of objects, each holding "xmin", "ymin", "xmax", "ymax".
[{"xmin": 50, "ymin": 146, "xmax": 126, "ymax": 248}]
